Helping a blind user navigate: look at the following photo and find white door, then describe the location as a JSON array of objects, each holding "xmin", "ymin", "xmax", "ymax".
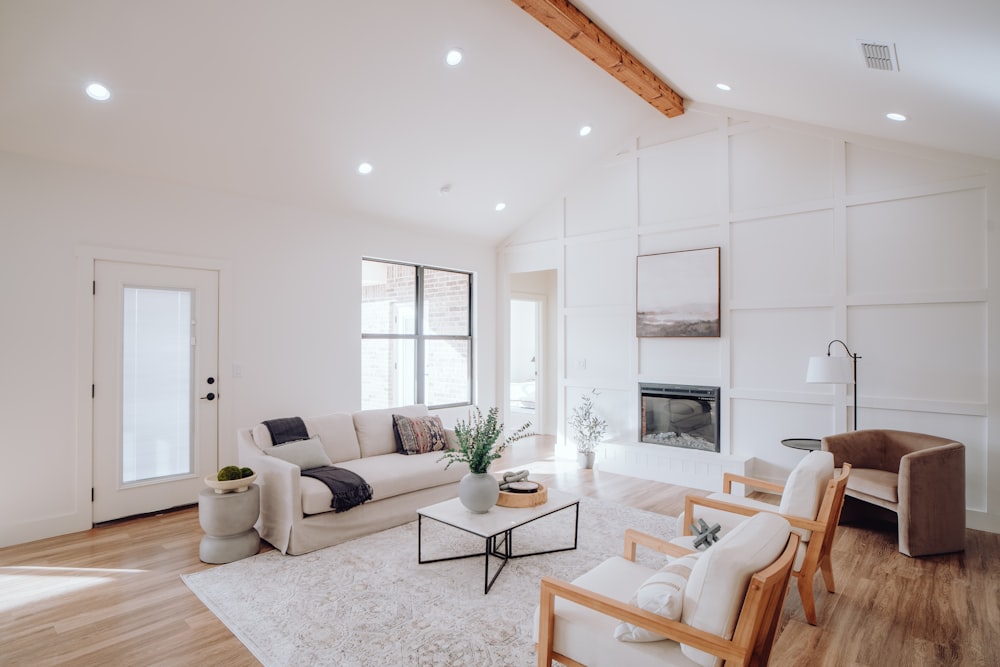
[{"xmin": 93, "ymin": 260, "xmax": 219, "ymax": 522}]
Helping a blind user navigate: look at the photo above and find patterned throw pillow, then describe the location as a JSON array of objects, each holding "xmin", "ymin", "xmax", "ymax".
[
  {"xmin": 392, "ymin": 414, "xmax": 449, "ymax": 455},
  {"xmin": 614, "ymin": 553, "xmax": 701, "ymax": 642}
]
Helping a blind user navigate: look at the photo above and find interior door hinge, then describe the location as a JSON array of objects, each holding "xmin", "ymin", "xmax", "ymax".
[
  {"xmin": 92, "ymin": 384, "xmax": 95, "ymax": 398},
  {"xmin": 92, "ymin": 280, "xmax": 96, "ymax": 295},
  {"xmin": 91, "ymin": 488, "xmax": 95, "ymax": 502}
]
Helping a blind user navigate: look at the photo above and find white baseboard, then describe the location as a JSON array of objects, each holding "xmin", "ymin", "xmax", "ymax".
[{"xmin": 966, "ymin": 510, "xmax": 1000, "ymax": 534}]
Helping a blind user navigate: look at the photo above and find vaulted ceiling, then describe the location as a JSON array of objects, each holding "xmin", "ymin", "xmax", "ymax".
[{"xmin": 1, "ymin": 1, "xmax": 996, "ymax": 242}]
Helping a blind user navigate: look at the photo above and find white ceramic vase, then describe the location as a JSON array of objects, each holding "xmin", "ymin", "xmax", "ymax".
[
  {"xmin": 458, "ymin": 472, "xmax": 500, "ymax": 513},
  {"xmin": 577, "ymin": 451, "xmax": 596, "ymax": 469}
]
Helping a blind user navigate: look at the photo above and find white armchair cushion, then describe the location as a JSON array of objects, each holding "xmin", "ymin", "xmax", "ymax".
[
  {"xmin": 681, "ymin": 512, "xmax": 791, "ymax": 667},
  {"xmin": 614, "ymin": 553, "xmax": 700, "ymax": 642},
  {"xmin": 533, "ymin": 556, "xmax": 699, "ymax": 667},
  {"xmin": 777, "ymin": 451, "xmax": 834, "ymax": 540}
]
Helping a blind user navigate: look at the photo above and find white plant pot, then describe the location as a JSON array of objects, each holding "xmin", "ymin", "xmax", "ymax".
[
  {"xmin": 577, "ymin": 451, "xmax": 596, "ymax": 469},
  {"xmin": 458, "ymin": 472, "xmax": 500, "ymax": 513}
]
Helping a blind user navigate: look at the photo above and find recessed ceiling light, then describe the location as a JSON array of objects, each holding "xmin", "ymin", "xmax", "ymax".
[
  {"xmin": 357, "ymin": 162, "xmax": 373, "ymax": 175},
  {"xmin": 716, "ymin": 83, "xmax": 732, "ymax": 91},
  {"xmin": 445, "ymin": 49, "xmax": 463, "ymax": 66},
  {"xmin": 85, "ymin": 82, "xmax": 111, "ymax": 101},
  {"xmin": 579, "ymin": 125, "xmax": 592, "ymax": 137},
  {"xmin": 886, "ymin": 112, "xmax": 907, "ymax": 122},
  {"xmin": 495, "ymin": 202, "xmax": 506, "ymax": 212}
]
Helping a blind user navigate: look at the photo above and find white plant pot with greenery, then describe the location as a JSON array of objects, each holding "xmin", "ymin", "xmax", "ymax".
[
  {"xmin": 570, "ymin": 390, "xmax": 607, "ymax": 470},
  {"xmin": 440, "ymin": 406, "xmax": 532, "ymax": 512}
]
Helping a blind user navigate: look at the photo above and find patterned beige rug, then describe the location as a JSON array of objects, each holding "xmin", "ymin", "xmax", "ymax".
[{"xmin": 182, "ymin": 497, "xmax": 676, "ymax": 666}]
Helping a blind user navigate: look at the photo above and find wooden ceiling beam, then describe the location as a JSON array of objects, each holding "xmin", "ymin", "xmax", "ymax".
[{"xmin": 512, "ymin": 0, "xmax": 684, "ymax": 118}]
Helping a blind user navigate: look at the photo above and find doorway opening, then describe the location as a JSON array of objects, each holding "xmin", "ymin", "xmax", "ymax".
[{"xmin": 508, "ymin": 269, "xmax": 557, "ymax": 435}]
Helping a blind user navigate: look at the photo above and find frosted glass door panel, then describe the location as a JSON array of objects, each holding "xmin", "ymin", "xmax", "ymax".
[{"xmin": 122, "ymin": 287, "xmax": 194, "ymax": 483}]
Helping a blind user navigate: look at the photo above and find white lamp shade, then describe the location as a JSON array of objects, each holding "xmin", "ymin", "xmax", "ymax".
[{"xmin": 806, "ymin": 355, "xmax": 854, "ymax": 384}]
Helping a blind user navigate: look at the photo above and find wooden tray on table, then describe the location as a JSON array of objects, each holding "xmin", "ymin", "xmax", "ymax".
[{"xmin": 496, "ymin": 481, "xmax": 548, "ymax": 508}]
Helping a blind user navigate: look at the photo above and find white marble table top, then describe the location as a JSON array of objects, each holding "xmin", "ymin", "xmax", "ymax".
[{"xmin": 417, "ymin": 488, "xmax": 579, "ymax": 538}]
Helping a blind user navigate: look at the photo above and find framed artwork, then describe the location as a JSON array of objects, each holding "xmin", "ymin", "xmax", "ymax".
[{"xmin": 636, "ymin": 247, "xmax": 720, "ymax": 337}]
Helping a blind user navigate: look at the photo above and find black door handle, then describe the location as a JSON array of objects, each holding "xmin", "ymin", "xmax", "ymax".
[{"xmin": 201, "ymin": 392, "xmax": 216, "ymax": 401}]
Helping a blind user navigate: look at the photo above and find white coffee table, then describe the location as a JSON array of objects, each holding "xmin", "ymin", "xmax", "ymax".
[{"xmin": 417, "ymin": 488, "xmax": 579, "ymax": 594}]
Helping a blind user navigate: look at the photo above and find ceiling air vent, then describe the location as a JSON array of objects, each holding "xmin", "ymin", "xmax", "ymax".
[{"xmin": 858, "ymin": 40, "xmax": 899, "ymax": 71}]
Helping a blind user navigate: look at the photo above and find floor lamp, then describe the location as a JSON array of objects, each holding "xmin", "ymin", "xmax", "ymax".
[{"xmin": 806, "ymin": 339, "xmax": 861, "ymax": 431}]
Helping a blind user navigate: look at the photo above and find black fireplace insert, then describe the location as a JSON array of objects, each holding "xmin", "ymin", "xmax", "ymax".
[{"xmin": 639, "ymin": 383, "xmax": 720, "ymax": 452}]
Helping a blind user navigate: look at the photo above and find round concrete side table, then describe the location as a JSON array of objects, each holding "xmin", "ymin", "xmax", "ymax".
[{"xmin": 198, "ymin": 484, "xmax": 261, "ymax": 564}]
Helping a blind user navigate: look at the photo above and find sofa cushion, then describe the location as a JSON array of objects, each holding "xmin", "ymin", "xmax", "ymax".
[
  {"xmin": 614, "ymin": 552, "xmax": 700, "ymax": 642},
  {"xmin": 304, "ymin": 413, "xmax": 362, "ymax": 463},
  {"xmin": 846, "ymin": 467, "xmax": 899, "ymax": 503},
  {"xmin": 252, "ymin": 413, "xmax": 362, "ymax": 464},
  {"xmin": 299, "ymin": 451, "xmax": 466, "ymax": 514},
  {"xmin": 393, "ymin": 414, "xmax": 449, "ymax": 455},
  {"xmin": 354, "ymin": 405, "xmax": 429, "ymax": 457},
  {"xmin": 681, "ymin": 512, "xmax": 791, "ymax": 666},
  {"xmin": 264, "ymin": 437, "xmax": 333, "ymax": 470}
]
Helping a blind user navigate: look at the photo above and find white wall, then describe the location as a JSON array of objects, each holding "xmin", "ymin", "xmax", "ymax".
[
  {"xmin": 0, "ymin": 151, "xmax": 497, "ymax": 548},
  {"xmin": 502, "ymin": 106, "xmax": 1000, "ymax": 531}
]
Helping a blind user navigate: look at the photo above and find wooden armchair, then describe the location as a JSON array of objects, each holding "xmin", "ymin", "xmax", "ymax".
[
  {"xmin": 536, "ymin": 512, "xmax": 799, "ymax": 667},
  {"xmin": 679, "ymin": 454, "xmax": 851, "ymax": 625}
]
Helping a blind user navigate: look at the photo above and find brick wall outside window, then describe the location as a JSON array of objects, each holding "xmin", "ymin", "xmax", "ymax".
[{"xmin": 361, "ymin": 260, "xmax": 471, "ymax": 409}]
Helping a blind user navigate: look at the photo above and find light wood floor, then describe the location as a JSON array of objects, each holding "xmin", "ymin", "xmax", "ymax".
[{"xmin": 1, "ymin": 437, "xmax": 997, "ymax": 666}]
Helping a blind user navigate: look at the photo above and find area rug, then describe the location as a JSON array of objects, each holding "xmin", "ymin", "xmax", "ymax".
[{"xmin": 182, "ymin": 497, "xmax": 676, "ymax": 666}]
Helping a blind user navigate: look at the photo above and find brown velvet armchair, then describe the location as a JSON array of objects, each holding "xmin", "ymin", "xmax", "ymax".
[{"xmin": 821, "ymin": 429, "xmax": 965, "ymax": 557}]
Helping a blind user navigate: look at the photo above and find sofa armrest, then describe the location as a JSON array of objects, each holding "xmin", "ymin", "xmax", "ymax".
[{"xmin": 237, "ymin": 428, "xmax": 303, "ymax": 554}]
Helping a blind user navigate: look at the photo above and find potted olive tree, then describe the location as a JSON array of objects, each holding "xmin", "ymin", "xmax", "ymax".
[
  {"xmin": 570, "ymin": 390, "xmax": 607, "ymax": 469},
  {"xmin": 440, "ymin": 406, "xmax": 532, "ymax": 512}
]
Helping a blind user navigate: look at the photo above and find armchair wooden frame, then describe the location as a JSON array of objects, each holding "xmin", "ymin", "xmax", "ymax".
[
  {"xmin": 681, "ymin": 464, "xmax": 852, "ymax": 625},
  {"xmin": 536, "ymin": 528, "xmax": 800, "ymax": 667}
]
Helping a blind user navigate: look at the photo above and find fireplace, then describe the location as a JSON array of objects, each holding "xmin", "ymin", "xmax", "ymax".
[{"xmin": 639, "ymin": 383, "xmax": 720, "ymax": 453}]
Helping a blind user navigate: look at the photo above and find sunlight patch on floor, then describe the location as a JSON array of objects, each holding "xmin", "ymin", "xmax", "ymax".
[{"xmin": 0, "ymin": 566, "xmax": 145, "ymax": 612}]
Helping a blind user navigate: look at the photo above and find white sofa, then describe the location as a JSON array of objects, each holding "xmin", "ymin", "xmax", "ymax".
[{"xmin": 237, "ymin": 404, "xmax": 467, "ymax": 555}]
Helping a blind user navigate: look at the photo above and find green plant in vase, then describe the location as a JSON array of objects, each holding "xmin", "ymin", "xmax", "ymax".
[
  {"xmin": 440, "ymin": 406, "xmax": 532, "ymax": 473},
  {"xmin": 570, "ymin": 389, "xmax": 607, "ymax": 468},
  {"xmin": 440, "ymin": 406, "xmax": 532, "ymax": 512}
]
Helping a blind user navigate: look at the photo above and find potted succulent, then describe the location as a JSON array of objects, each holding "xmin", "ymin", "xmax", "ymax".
[
  {"xmin": 570, "ymin": 390, "xmax": 607, "ymax": 469},
  {"xmin": 440, "ymin": 406, "xmax": 532, "ymax": 512}
]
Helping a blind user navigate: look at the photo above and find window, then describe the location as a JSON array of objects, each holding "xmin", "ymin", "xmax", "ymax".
[{"xmin": 361, "ymin": 259, "xmax": 472, "ymax": 409}]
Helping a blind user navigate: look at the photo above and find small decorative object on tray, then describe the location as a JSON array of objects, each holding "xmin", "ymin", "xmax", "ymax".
[
  {"xmin": 496, "ymin": 469, "xmax": 548, "ymax": 507},
  {"xmin": 506, "ymin": 481, "xmax": 541, "ymax": 493}
]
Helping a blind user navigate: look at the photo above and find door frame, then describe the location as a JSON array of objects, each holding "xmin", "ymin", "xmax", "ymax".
[{"xmin": 76, "ymin": 246, "xmax": 232, "ymax": 526}]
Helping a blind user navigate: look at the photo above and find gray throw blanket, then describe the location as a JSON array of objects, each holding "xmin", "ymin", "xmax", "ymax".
[
  {"xmin": 301, "ymin": 466, "xmax": 374, "ymax": 513},
  {"xmin": 263, "ymin": 416, "xmax": 309, "ymax": 445}
]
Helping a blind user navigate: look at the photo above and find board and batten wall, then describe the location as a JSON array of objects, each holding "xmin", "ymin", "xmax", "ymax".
[
  {"xmin": 0, "ymin": 150, "xmax": 497, "ymax": 548},
  {"xmin": 500, "ymin": 105, "xmax": 1000, "ymax": 531}
]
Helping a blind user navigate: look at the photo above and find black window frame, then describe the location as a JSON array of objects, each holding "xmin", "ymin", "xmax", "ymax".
[{"xmin": 361, "ymin": 258, "xmax": 474, "ymax": 410}]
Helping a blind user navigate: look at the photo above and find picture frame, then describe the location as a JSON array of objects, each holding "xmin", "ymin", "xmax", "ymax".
[{"xmin": 636, "ymin": 247, "xmax": 720, "ymax": 338}]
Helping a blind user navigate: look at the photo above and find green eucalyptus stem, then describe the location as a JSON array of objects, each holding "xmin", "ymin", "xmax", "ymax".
[{"xmin": 439, "ymin": 406, "xmax": 532, "ymax": 474}]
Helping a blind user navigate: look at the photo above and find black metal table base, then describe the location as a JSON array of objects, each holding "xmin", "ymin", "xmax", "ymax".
[{"xmin": 418, "ymin": 502, "xmax": 580, "ymax": 594}]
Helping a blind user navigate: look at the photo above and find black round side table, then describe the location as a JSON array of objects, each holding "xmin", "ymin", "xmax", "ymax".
[{"xmin": 781, "ymin": 438, "xmax": 822, "ymax": 451}]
